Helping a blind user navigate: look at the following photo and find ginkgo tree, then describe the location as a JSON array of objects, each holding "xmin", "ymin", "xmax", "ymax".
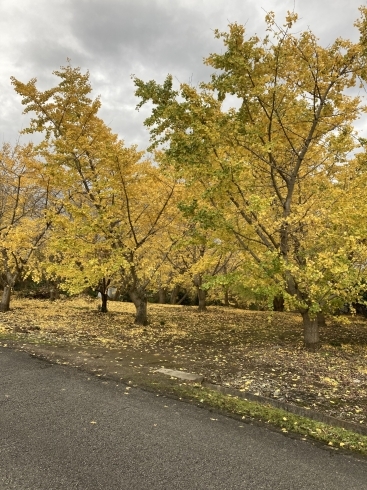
[
  {"xmin": 0, "ymin": 142, "xmax": 54, "ymax": 311},
  {"xmin": 12, "ymin": 65, "xmax": 178, "ymax": 324},
  {"xmin": 162, "ymin": 209, "xmax": 243, "ymax": 311},
  {"xmin": 134, "ymin": 10, "xmax": 367, "ymax": 349},
  {"xmin": 106, "ymin": 152, "xmax": 178, "ymax": 323}
]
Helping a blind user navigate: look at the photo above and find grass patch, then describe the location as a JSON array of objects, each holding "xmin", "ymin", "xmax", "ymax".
[{"xmin": 164, "ymin": 384, "xmax": 367, "ymax": 456}]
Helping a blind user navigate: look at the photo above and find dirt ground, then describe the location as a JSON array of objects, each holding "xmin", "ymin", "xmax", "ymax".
[{"xmin": 1, "ymin": 296, "xmax": 367, "ymax": 428}]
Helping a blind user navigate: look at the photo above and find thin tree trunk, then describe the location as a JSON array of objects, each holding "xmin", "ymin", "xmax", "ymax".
[
  {"xmin": 0, "ymin": 286, "xmax": 11, "ymax": 312},
  {"xmin": 129, "ymin": 289, "xmax": 148, "ymax": 325},
  {"xmin": 170, "ymin": 284, "xmax": 179, "ymax": 305},
  {"xmin": 224, "ymin": 288, "xmax": 230, "ymax": 307},
  {"xmin": 193, "ymin": 274, "xmax": 207, "ymax": 312},
  {"xmin": 100, "ymin": 292, "xmax": 108, "ymax": 313},
  {"xmin": 301, "ymin": 311, "xmax": 320, "ymax": 351},
  {"xmin": 49, "ymin": 287, "xmax": 59, "ymax": 301},
  {"xmin": 97, "ymin": 277, "xmax": 110, "ymax": 313},
  {"xmin": 158, "ymin": 287, "xmax": 167, "ymax": 304},
  {"xmin": 197, "ymin": 287, "xmax": 207, "ymax": 312},
  {"xmin": 177, "ymin": 290, "xmax": 188, "ymax": 305},
  {"xmin": 273, "ymin": 295, "xmax": 285, "ymax": 312}
]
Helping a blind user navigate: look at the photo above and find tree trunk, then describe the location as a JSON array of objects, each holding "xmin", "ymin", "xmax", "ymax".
[
  {"xmin": 193, "ymin": 274, "xmax": 207, "ymax": 312},
  {"xmin": 97, "ymin": 277, "xmax": 110, "ymax": 313},
  {"xmin": 224, "ymin": 288, "xmax": 230, "ymax": 307},
  {"xmin": 158, "ymin": 287, "xmax": 167, "ymax": 304},
  {"xmin": 170, "ymin": 284, "xmax": 179, "ymax": 305},
  {"xmin": 317, "ymin": 312, "xmax": 326, "ymax": 327},
  {"xmin": 301, "ymin": 311, "xmax": 320, "ymax": 351},
  {"xmin": 49, "ymin": 287, "xmax": 59, "ymax": 301},
  {"xmin": 273, "ymin": 295, "xmax": 285, "ymax": 312},
  {"xmin": 100, "ymin": 292, "xmax": 108, "ymax": 313},
  {"xmin": 177, "ymin": 290, "xmax": 188, "ymax": 305},
  {"xmin": 129, "ymin": 289, "xmax": 148, "ymax": 325},
  {"xmin": 0, "ymin": 286, "xmax": 11, "ymax": 312},
  {"xmin": 197, "ymin": 287, "xmax": 207, "ymax": 312}
]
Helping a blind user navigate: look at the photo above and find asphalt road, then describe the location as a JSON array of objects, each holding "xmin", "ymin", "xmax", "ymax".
[{"xmin": 1, "ymin": 347, "xmax": 367, "ymax": 489}]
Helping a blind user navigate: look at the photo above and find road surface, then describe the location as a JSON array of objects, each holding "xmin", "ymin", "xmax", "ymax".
[{"xmin": 1, "ymin": 346, "xmax": 367, "ymax": 489}]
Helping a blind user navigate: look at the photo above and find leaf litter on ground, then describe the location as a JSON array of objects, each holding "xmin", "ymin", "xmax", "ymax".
[{"xmin": 1, "ymin": 296, "xmax": 367, "ymax": 428}]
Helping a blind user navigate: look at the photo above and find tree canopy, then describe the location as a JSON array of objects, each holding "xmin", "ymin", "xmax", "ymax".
[
  {"xmin": 5, "ymin": 10, "xmax": 367, "ymax": 350},
  {"xmin": 134, "ymin": 10, "xmax": 367, "ymax": 349}
]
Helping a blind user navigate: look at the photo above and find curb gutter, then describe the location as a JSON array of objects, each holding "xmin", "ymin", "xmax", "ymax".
[
  {"xmin": 202, "ymin": 381, "xmax": 367, "ymax": 436},
  {"xmin": 154, "ymin": 367, "xmax": 367, "ymax": 436}
]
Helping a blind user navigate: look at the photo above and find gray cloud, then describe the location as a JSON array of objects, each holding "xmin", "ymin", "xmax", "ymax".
[{"xmin": 1, "ymin": 0, "xmax": 365, "ymax": 148}]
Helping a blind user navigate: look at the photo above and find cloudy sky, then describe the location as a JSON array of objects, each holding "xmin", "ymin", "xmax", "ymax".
[{"xmin": 1, "ymin": 0, "xmax": 366, "ymax": 150}]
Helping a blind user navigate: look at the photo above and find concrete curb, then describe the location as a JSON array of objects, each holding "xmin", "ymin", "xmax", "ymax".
[
  {"xmin": 155, "ymin": 367, "xmax": 367, "ymax": 435},
  {"xmin": 156, "ymin": 368, "xmax": 204, "ymax": 383},
  {"xmin": 201, "ymin": 381, "xmax": 367, "ymax": 436}
]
